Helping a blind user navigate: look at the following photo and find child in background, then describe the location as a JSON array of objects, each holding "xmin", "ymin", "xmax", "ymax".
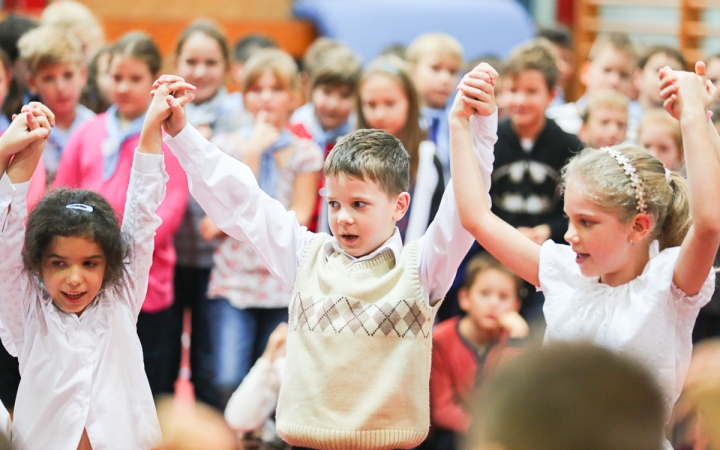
[
  {"xmin": 547, "ymin": 32, "xmax": 641, "ymax": 141},
  {"xmin": 206, "ymin": 49, "xmax": 322, "ymax": 408},
  {"xmin": 358, "ymin": 55, "xmax": 445, "ymax": 242},
  {"xmin": 53, "ymin": 32, "xmax": 190, "ymax": 399},
  {"xmin": 407, "ymin": 33, "xmax": 463, "ymax": 182},
  {"xmin": 637, "ymin": 108, "xmax": 684, "ymax": 172},
  {"xmin": 467, "ymin": 342, "xmax": 665, "ymax": 450},
  {"xmin": 537, "ymin": 25, "xmax": 575, "ymax": 106},
  {"xmin": 39, "ymin": 0, "xmax": 105, "ymax": 62},
  {"xmin": 154, "ymin": 61, "xmax": 497, "ymax": 449},
  {"xmin": 636, "ymin": 45, "xmax": 686, "ymax": 112},
  {"xmin": 453, "ymin": 62, "xmax": 718, "ymax": 424},
  {"xmin": 490, "ymin": 44, "xmax": 581, "ymax": 327},
  {"xmin": 226, "ymin": 34, "xmax": 277, "ymax": 126},
  {"xmin": 171, "ymin": 20, "xmax": 245, "ymax": 409},
  {"xmin": 427, "ymin": 253, "xmax": 527, "ymax": 450},
  {"xmin": 578, "ymin": 88, "xmax": 629, "ymax": 149},
  {"xmin": 291, "ymin": 46, "xmax": 361, "ymax": 233},
  {"xmin": 18, "ymin": 25, "xmax": 95, "ymax": 183},
  {"xmin": 0, "ymin": 81, "xmax": 192, "ymax": 447},
  {"xmin": 82, "ymin": 44, "xmax": 112, "ymax": 114},
  {"xmin": 299, "ymin": 37, "xmax": 346, "ymax": 100}
]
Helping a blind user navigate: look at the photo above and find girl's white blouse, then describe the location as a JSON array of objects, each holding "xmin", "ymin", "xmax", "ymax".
[
  {"xmin": 539, "ymin": 240, "xmax": 715, "ymax": 419},
  {"xmin": 0, "ymin": 152, "xmax": 166, "ymax": 450}
]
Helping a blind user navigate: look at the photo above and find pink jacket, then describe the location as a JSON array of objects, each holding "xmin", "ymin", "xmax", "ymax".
[{"xmin": 53, "ymin": 113, "xmax": 189, "ymax": 312}]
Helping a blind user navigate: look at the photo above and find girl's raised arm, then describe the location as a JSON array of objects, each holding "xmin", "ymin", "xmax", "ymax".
[
  {"xmin": 452, "ymin": 69, "xmax": 542, "ymax": 287},
  {"xmin": 670, "ymin": 70, "xmax": 720, "ymax": 296}
]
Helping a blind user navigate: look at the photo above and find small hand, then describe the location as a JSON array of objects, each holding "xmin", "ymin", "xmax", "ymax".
[
  {"xmin": 246, "ymin": 110, "xmax": 281, "ymax": 155},
  {"xmin": 198, "ymin": 215, "xmax": 225, "ymax": 242},
  {"xmin": 498, "ymin": 311, "xmax": 529, "ymax": 338},
  {"xmin": 261, "ymin": 322, "xmax": 288, "ymax": 362},
  {"xmin": 457, "ymin": 68, "xmax": 497, "ymax": 117},
  {"xmin": 0, "ymin": 109, "xmax": 50, "ymax": 160},
  {"xmin": 149, "ymin": 75, "xmax": 196, "ymax": 137}
]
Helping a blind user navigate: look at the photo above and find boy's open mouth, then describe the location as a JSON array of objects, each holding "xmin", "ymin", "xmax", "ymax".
[
  {"xmin": 340, "ymin": 234, "xmax": 358, "ymax": 244},
  {"xmin": 62, "ymin": 291, "xmax": 85, "ymax": 302},
  {"xmin": 575, "ymin": 252, "xmax": 589, "ymax": 264}
]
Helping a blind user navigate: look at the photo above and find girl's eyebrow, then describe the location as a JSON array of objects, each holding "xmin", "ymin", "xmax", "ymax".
[{"xmin": 46, "ymin": 254, "xmax": 105, "ymax": 259}]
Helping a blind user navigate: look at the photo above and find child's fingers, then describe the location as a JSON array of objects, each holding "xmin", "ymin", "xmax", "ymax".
[
  {"xmin": 23, "ymin": 103, "xmax": 55, "ymax": 128},
  {"xmin": 459, "ymin": 83, "xmax": 493, "ymax": 102},
  {"xmin": 153, "ymin": 75, "xmax": 185, "ymax": 89},
  {"xmin": 25, "ymin": 111, "xmax": 39, "ymax": 130},
  {"xmin": 696, "ymin": 60, "xmax": 707, "ymax": 78},
  {"xmin": 165, "ymin": 81, "xmax": 197, "ymax": 95},
  {"xmin": 172, "ymin": 92, "xmax": 195, "ymax": 108}
]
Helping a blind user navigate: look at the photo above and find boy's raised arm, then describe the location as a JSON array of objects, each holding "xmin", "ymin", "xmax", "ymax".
[{"xmin": 157, "ymin": 76, "xmax": 314, "ymax": 292}]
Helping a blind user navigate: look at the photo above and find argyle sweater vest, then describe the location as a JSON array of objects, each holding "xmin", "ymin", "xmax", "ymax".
[{"xmin": 276, "ymin": 234, "xmax": 439, "ymax": 449}]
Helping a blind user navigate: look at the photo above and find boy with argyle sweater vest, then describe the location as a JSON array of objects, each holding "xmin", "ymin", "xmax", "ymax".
[{"xmin": 155, "ymin": 63, "xmax": 498, "ymax": 450}]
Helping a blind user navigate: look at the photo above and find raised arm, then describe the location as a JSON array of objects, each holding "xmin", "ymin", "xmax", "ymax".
[
  {"xmin": 155, "ymin": 75, "xmax": 314, "ymax": 292},
  {"xmin": 451, "ymin": 67, "xmax": 542, "ymax": 287}
]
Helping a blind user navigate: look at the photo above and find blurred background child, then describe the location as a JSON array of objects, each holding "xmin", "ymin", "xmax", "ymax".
[
  {"xmin": 170, "ymin": 19, "xmax": 243, "ymax": 410},
  {"xmin": 207, "ymin": 48, "xmax": 322, "ymax": 408},
  {"xmin": 291, "ymin": 45, "xmax": 361, "ymax": 233},
  {"xmin": 578, "ymin": 88, "xmax": 629, "ymax": 149},
  {"xmin": 227, "ymin": 33, "xmax": 277, "ymax": 126},
  {"xmin": 536, "ymin": 25, "xmax": 575, "ymax": 107},
  {"xmin": 637, "ymin": 108, "xmax": 684, "ymax": 172},
  {"xmin": 53, "ymin": 32, "xmax": 190, "ymax": 400},
  {"xmin": 636, "ymin": 45, "xmax": 686, "ymax": 113},
  {"xmin": 357, "ymin": 55, "xmax": 444, "ymax": 242},
  {"xmin": 425, "ymin": 253, "xmax": 527, "ymax": 450},
  {"xmin": 18, "ymin": 25, "xmax": 94, "ymax": 184},
  {"xmin": 39, "ymin": 0, "xmax": 105, "ymax": 62},
  {"xmin": 407, "ymin": 33, "xmax": 464, "ymax": 183}
]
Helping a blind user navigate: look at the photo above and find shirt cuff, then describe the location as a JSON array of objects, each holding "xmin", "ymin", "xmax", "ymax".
[
  {"xmin": 163, "ymin": 122, "xmax": 204, "ymax": 148},
  {"xmin": 132, "ymin": 150, "xmax": 164, "ymax": 174}
]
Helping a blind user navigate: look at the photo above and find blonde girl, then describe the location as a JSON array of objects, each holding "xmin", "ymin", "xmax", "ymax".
[
  {"xmin": 357, "ymin": 55, "xmax": 444, "ymax": 242},
  {"xmin": 450, "ymin": 61, "xmax": 719, "ymax": 427}
]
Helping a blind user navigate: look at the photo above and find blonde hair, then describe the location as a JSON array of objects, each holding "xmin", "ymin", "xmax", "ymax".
[
  {"xmin": 638, "ymin": 109, "xmax": 684, "ymax": 165},
  {"xmin": 406, "ymin": 32, "xmax": 463, "ymax": 65},
  {"xmin": 242, "ymin": 48, "xmax": 298, "ymax": 93},
  {"xmin": 561, "ymin": 145, "xmax": 690, "ymax": 250},
  {"xmin": 581, "ymin": 89, "xmax": 629, "ymax": 123},
  {"xmin": 40, "ymin": 0, "xmax": 104, "ymax": 57},
  {"xmin": 18, "ymin": 25, "xmax": 84, "ymax": 73},
  {"xmin": 588, "ymin": 32, "xmax": 637, "ymax": 65},
  {"xmin": 357, "ymin": 55, "xmax": 424, "ymax": 182}
]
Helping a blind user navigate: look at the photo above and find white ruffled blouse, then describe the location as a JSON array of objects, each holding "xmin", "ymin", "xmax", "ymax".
[{"xmin": 539, "ymin": 240, "xmax": 715, "ymax": 419}]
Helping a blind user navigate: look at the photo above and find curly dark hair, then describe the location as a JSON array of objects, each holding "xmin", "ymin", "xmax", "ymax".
[{"xmin": 23, "ymin": 188, "xmax": 130, "ymax": 288}]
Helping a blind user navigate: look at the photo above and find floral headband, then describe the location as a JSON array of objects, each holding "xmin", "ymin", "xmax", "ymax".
[{"xmin": 600, "ymin": 147, "xmax": 647, "ymax": 214}]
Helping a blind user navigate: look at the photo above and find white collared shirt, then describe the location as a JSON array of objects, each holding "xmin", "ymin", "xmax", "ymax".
[
  {"xmin": 164, "ymin": 111, "xmax": 497, "ymax": 305},
  {"xmin": 0, "ymin": 152, "xmax": 166, "ymax": 450}
]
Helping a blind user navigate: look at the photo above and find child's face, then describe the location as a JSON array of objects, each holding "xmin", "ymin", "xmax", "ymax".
[
  {"xmin": 311, "ymin": 83, "xmax": 354, "ymax": 131},
  {"xmin": 176, "ymin": 32, "xmax": 226, "ymax": 104},
  {"xmin": 325, "ymin": 173, "xmax": 408, "ymax": 258},
  {"xmin": 582, "ymin": 47, "xmax": 636, "ymax": 98},
  {"xmin": 109, "ymin": 55, "xmax": 155, "ymax": 121},
  {"xmin": 41, "ymin": 236, "xmax": 106, "ymax": 316},
  {"xmin": 506, "ymin": 70, "xmax": 554, "ymax": 131},
  {"xmin": 579, "ymin": 106, "xmax": 628, "ymax": 148},
  {"xmin": 244, "ymin": 70, "xmax": 295, "ymax": 128},
  {"xmin": 29, "ymin": 62, "xmax": 87, "ymax": 122},
  {"xmin": 412, "ymin": 53, "xmax": 461, "ymax": 109},
  {"xmin": 360, "ymin": 73, "xmax": 409, "ymax": 138},
  {"xmin": 638, "ymin": 123, "xmax": 681, "ymax": 170},
  {"xmin": 638, "ymin": 53, "xmax": 684, "ymax": 107},
  {"xmin": 459, "ymin": 269, "xmax": 519, "ymax": 333},
  {"xmin": 563, "ymin": 179, "xmax": 638, "ymax": 282}
]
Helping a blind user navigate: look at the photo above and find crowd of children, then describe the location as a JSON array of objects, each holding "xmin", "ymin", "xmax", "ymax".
[{"xmin": 0, "ymin": 1, "xmax": 719, "ymax": 449}]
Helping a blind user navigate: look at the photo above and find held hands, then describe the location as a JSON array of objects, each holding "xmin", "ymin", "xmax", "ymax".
[
  {"xmin": 0, "ymin": 102, "xmax": 54, "ymax": 160},
  {"xmin": 451, "ymin": 62, "xmax": 498, "ymax": 121},
  {"xmin": 149, "ymin": 75, "xmax": 196, "ymax": 137},
  {"xmin": 659, "ymin": 61, "xmax": 717, "ymax": 120}
]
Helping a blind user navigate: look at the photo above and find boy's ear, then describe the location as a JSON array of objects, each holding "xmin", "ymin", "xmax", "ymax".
[
  {"xmin": 392, "ymin": 191, "xmax": 411, "ymax": 222},
  {"xmin": 578, "ymin": 122, "xmax": 588, "ymax": 144},
  {"xmin": 458, "ymin": 287, "xmax": 471, "ymax": 312}
]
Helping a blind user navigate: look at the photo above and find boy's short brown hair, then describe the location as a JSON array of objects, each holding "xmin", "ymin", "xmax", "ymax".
[
  {"xmin": 502, "ymin": 42, "xmax": 558, "ymax": 91},
  {"xmin": 462, "ymin": 252, "xmax": 522, "ymax": 296},
  {"xmin": 406, "ymin": 32, "xmax": 464, "ymax": 65},
  {"xmin": 18, "ymin": 25, "xmax": 83, "ymax": 73},
  {"xmin": 242, "ymin": 48, "xmax": 299, "ymax": 93},
  {"xmin": 638, "ymin": 45, "xmax": 686, "ymax": 70},
  {"xmin": 310, "ymin": 47, "xmax": 361, "ymax": 93},
  {"xmin": 324, "ymin": 129, "xmax": 409, "ymax": 197},
  {"xmin": 589, "ymin": 32, "xmax": 637, "ymax": 64},
  {"xmin": 581, "ymin": 88, "xmax": 629, "ymax": 123}
]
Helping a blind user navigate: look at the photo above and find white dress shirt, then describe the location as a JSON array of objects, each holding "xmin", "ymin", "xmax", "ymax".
[
  {"xmin": 0, "ymin": 152, "xmax": 166, "ymax": 450},
  {"xmin": 163, "ymin": 110, "xmax": 498, "ymax": 306}
]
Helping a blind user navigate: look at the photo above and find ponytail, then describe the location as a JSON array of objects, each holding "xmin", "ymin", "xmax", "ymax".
[{"xmin": 659, "ymin": 171, "xmax": 690, "ymax": 250}]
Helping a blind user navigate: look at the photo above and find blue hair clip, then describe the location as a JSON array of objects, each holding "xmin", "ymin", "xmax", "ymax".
[{"xmin": 66, "ymin": 204, "xmax": 94, "ymax": 213}]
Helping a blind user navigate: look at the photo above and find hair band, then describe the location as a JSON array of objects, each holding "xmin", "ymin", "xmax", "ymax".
[
  {"xmin": 600, "ymin": 147, "xmax": 647, "ymax": 214},
  {"xmin": 66, "ymin": 204, "xmax": 94, "ymax": 212},
  {"xmin": 664, "ymin": 167, "xmax": 672, "ymax": 185}
]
